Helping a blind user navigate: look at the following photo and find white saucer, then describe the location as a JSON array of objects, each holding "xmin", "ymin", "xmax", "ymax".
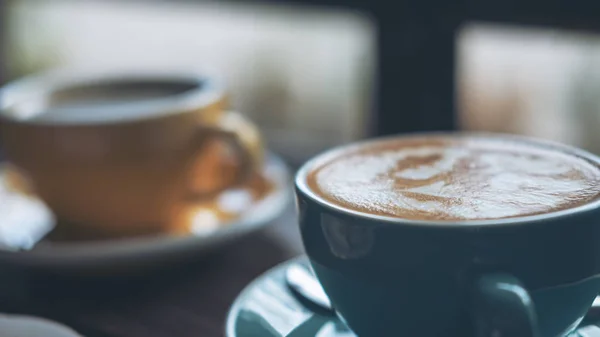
[
  {"xmin": 0, "ymin": 154, "xmax": 291, "ymax": 273},
  {"xmin": 0, "ymin": 314, "xmax": 81, "ymax": 337}
]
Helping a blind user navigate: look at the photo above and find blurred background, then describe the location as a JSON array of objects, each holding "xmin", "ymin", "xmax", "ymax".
[
  {"xmin": 3, "ymin": 0, "xmax": 600, "ymax": 162},
  {"xmin": 0, "ymin": 0, "xmax": 375, "ymax": 166}
]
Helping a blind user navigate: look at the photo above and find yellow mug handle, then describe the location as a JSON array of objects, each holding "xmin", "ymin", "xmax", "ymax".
[
  {"xmin": 187, "ymin": 111, "xmax": 263, "ymax": 198},
  {"xmin": 218, "ymin": 111, "xmax": 264, "ymax": 172}
]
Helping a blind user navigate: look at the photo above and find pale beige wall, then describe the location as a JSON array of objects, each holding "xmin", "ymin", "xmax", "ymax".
[{"xmin": 459, "ymin": 23, "xmax": 600, "ymax": 154}]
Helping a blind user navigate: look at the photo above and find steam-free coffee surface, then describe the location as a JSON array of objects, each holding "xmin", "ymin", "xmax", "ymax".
[
  {"xmin": 4, "ymin": 80, "xmax": 199, "ymax": 123},
  {"xmin": 307, "ymin": 135, "xmax": 600, "ymax": 221}
]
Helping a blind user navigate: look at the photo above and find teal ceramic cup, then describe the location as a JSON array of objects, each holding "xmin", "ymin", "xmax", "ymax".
[{"xmin": 295, "ymin": 133, "xmax": 600, "ymax": 337}]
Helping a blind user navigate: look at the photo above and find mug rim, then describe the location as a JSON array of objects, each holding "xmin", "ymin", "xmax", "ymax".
[
  {"xmin": 0, "ymin": 69, "xmax": 225, "ymax": 126},
  {"xmin": 295, "ymin": 131, "xmax": 600, "ymax": 228}
]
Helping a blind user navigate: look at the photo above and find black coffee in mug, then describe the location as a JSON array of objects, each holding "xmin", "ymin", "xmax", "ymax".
[{"xmin": 296, "ymin": 133, "xmax": 600, "ymax": 337}]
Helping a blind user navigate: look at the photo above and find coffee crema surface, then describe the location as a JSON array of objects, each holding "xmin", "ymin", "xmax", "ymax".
[{"xmin": 306, "ymin": 135, "xmax": 600, "ymax": 221}]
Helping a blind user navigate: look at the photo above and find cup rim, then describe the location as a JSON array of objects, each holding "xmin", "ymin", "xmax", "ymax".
[
  {"xmin": 0, "ymin": 69, "xmax": 225, "ymax": 126},
  {"xmin": 295, "ymin": 131, "xmax": 600, "ymax": 228}
]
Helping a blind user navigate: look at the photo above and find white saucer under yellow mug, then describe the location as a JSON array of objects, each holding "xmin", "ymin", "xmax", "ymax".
[{"xmin": 0, "ymin": 154, "xmax": 290, "ymax": 273}]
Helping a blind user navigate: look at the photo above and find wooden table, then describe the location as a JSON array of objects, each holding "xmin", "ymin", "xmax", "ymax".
[{"xmin": 0, "ymin": 205, "xmax": 303, "ymax": 337}]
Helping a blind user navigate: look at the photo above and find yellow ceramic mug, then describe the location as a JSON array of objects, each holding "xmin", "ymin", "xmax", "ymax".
[{"xmin": 0, "ymin": 72, "xmax": 262, "ymax": 238}]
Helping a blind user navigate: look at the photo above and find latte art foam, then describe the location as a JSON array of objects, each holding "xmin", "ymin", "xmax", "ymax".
[{"xmin": 307, "ymin": 136, "xmax": 600, "ymax": 221}]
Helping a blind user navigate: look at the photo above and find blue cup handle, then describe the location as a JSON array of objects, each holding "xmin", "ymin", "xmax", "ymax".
[{"xmin": 472, "ymin": 273, "xmax": 540, "ymax": 337}]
